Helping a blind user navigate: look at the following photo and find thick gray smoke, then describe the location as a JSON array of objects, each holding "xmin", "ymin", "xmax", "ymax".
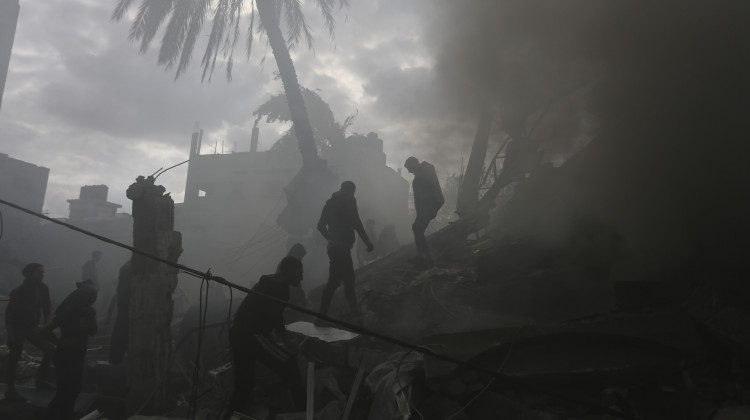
[{"xmin": 426, "ymin": 0, "xmax": 750, "ymax": 295}]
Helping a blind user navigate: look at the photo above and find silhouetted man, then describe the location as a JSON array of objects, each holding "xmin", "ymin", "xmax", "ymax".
[
  {"xmin": 108, "ymin": 259, "xmax": 132, "ymax": 364},
  {"xmin": 44, "ymin": 279, "xmax": 98, "ymax": 420},
  {"xmin": 317, "ymin": 181, "xmax": 373, "ymax": 317},
  {"xmin": 4, "ymin": 263, "xmax": 55, "ymax": 402},
  {"xmin": 81, "ymin": 250, "xmax": 102, "ymax": 290},
  {"xmin": 224, "ymin": 256, "xmax": 305, "ymax": 418},
  {"xmin": 404, "ymin": 157, "xmax": 444, "ymax": 266}
]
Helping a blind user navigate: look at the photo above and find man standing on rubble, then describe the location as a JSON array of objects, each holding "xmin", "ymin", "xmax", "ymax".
[
  {"xmin": 404, "ymin": 156, "xmax": 444, "ymax": 267},
  {"xmin": 224, "ymin": 256, "xmax": 306, "ymax": 418},
  {"xmin": 81, "ymin": 250, "xmax": 102, "ymax": 290},
  {"xmin": 4, "ymin": 263, "xmax": 55, "ymax": 402},
  {"xmin": 108, "ymin": 259, "xmax": 132, "ymax": 364},
  {"xmin": 317, "ymin": 181, "xmax": 374, "ymax": 318},
  {"xmin": 44, "ymin": 278, "xmax": 98, "ymax": 420}
]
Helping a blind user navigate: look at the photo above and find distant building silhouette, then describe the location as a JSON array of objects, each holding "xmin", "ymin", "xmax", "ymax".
[
  {"xmin": 0, "ymin": 0, "xmax": 20, "ymax": 111},
  {"xmin": 0, "ymin": 153, "xmax": 49, "ymax": 256},
  {"xmin": 67, "ymin": 185, "xmax": 122, "ymax": 221}
]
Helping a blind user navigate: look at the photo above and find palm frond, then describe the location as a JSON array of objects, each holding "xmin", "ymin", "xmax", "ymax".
[
  {"xmin": 200, "ymin": 0, "xmax": 231, "ymax": 81},
  {"xmin": 127, "ymin": 2, "xmax": 150, "ymax": 41},
  {"xmin": 219, "ymin": 0, "xmax": 243, "ymax": 80},
  {"xmin": 246, "ymin": 0, "xmax": 256, "ymax": 59},
  {"xmin": 316, "ymin": 0, "xmax": 335, "ymax": 38},
  {"xmin": 111, "ymin": 0, "xmax": 136, "ymax": 21},
  {"xmin": 280, "ymin": 0, "xmax": 313, "ymax": 51},
  {"xmin": 158, "ymin": 0, "xmax": 202, "ymax": 69},
  {"xmin": 226, "ymin": 55, "xmax": 234, "ymax": 81},
  {"xmin": 138, "ymin": 1, "xmax": 175, "ymax": 54},
  {"xmin": 175, "ymin": 0, "xmax": 213, "ymax": 78},
  {"xmin": 222, "ymin": 0, "xmax": 243, "ymax": 54}
]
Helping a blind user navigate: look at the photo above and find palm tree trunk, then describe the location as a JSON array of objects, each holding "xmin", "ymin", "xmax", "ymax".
[{"xmin": 256, "ymin": 0, "xmax": 319, "ymax": 168}]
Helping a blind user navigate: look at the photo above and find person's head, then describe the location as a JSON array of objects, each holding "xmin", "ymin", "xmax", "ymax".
[
  {"xmin": 340, "ymin": 180, "xmax": 356, "ymax": 196},
  {"xmin": 74, "ymin": 282, "xmax": 98, "ymax": 306},
  {"xmin": 276, "ymin": 256, "xmax": 303, "ymax": 287},
  {"xmin": 404, "ymin": 157, "xmax": 419, "ymax": 174},
  {"xmin": 92, "ymin": 251, "xmax": 102, "ymax": 262},
  {"xmin": 287, "ymin": 243, "xmax": 307, "ymax": 261},
  {"xmin": 22, "ymin": 263, "xmax": 44, "ymax": 283}
]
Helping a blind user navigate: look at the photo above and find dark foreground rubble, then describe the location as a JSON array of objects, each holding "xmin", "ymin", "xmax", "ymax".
[{"xmin": 2, "ymin": 229, "xmax": 750, "ymax": 420}]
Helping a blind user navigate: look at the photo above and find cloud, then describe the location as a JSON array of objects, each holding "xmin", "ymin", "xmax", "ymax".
[{"xmin": 1, "ymin": 0, "xmax": 477, "ymax": 217}]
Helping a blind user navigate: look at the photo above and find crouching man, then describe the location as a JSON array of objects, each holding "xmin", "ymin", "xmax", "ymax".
[{"xmin": 224, "ymin": 256, "xmax": 306, "ymax": 419}]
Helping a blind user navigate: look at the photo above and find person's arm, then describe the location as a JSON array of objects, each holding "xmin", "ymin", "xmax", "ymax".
[
  {"xmin": 317, "ymin": 204, "xmax": 331, "ymax": 241},
  {"xmin": 41, "ymin": 285, "xmax": 51, "ymax": 324},
  {"xmin": 86, "ymin": 307, "xmax": 98, "ymax": 336},
  {"xmin": 37, "ymin": 316, "xmax": 59, "ymax": 336},
  {"xmin": 352, "ymin": 200, "xmax": 374, "ymax": 252}
]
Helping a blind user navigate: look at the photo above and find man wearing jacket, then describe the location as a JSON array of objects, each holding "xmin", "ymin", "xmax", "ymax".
[
  {"xmin": 405, "ymin": 157, "xmax": 445, "ymax": 267},
  {"xmin": 225, "ymin": 256, "xmax": 305, "ymax": 418},
  {"xmin": 44, "ymin": 278, "xmax": 98, "ymax": 420},
  {"xmin": 4, "ymin": 263, "xmax": 55, "ymax": 402},
  {"xmin": 317, "ymin": 181, "xmax": 373, "ymax": 317}
]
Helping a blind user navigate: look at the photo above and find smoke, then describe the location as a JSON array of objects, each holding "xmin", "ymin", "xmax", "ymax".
[{"xmin": 428, "ymin": 0, "xmax": 750, "ymax": 289}]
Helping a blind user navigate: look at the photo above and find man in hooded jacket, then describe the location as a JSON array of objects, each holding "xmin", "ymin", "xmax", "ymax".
[
  {"xmin": 317, "ymin": 181, "xmax": 373, "ymax": 317},
  {"xmin": 44, "ymin": 279, "xmax": 98, "ymax": 420}
]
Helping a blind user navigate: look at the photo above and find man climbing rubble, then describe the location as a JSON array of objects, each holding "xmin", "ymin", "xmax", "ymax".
[
  {"xmin": 317, "ymin": 181, "xmax": 374, "ymax": 318},
  {"xmin": 224, "ymin": 256, "xmax": 306, "ymax": 418},
  {"xmin": 404, "ymin": 156, "xmax": 444, "ymax": 267},
  {"xmin": 4, "ymin": 263, "xmax": 55, "ymax": 402}
]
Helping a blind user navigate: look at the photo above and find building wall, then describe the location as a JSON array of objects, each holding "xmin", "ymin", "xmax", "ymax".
[
  {"xmin": 0, "ymin": 153, "xmax": 49, "ymax": 257},
  {"xmin": 0, "ymin": 153, "xmax": 49, "ymax": 295},
  {"xmin": 0, "ymin": 0, "xmax": 19, "ymax": 111},
  {"xmin": 177, "ymin": 134, "xmax": 410, "ymax": 295},
  {"xmin": 0, "ymin": 152, "xmax": 48, "ymax": 213}
]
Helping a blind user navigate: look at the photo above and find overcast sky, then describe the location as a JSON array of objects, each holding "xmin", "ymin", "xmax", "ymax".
[{"xmin": 1, "ymin": 0, "xmax": 477, "ymax": 217}]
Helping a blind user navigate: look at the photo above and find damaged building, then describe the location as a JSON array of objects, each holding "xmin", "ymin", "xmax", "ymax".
[{"xmin": 177, "ymin": 128, "xmax": 410, "ymax": 293}]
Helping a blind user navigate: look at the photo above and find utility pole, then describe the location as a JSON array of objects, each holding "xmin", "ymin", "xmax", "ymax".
[{"xmin": 125, "ymin": 175, "xmax": 182, "ymax": 414}]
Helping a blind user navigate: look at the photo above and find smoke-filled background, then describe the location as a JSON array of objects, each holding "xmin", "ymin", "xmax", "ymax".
[
  {"xmin": 425, "ymin": 0, "xmax": 750, "ymax": 299},
  {"xmin": 2, "ymin": 0, "xmax": 750, "ymax": 301}
]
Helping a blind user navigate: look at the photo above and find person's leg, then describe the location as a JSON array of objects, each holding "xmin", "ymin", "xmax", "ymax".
[
  {"xmin": 319, "ymin": 244, "xmax": 344, "ymax": 316},
  {"xmin": 341, "ymin": 250, "xmax": 360, "ymax": 316},
  {"xmin": 46, "ymin": 351, "xmax": 69, "ymax": 419},
  {"xmin": 58, "ymin": 354, "xmax": 85, "ymax": 420},
  {"xmin": 412, "ymin": 213, "xmax": 430, "ymax": 259},
  {"xmin": 251, "ymin": 335, "xmax": 305, "ymax": 411},
  {"xmin": 26, "ymin": 331, "xmax": 56, "ymax": 386},
  {"xmin": 5, "ymin": 327, "xmax": 26, "ymax": 400},
  {"xmin": 225, "ymin": 341, "xmax": 255, "ymax": 419}
]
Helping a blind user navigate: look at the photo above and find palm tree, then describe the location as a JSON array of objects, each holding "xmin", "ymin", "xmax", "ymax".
[
  {"xmin": 113, "ymin": 0, "xmax": 348, "ymax": 234},
  {"xmin": 113, "ymin": 0, "xmax": 345, "ymax": 166}
]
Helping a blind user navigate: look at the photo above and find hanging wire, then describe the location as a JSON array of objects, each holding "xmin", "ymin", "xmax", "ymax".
[{"xmin": 0, "ymin": 196, "xmax": 634, "ymax": 420}]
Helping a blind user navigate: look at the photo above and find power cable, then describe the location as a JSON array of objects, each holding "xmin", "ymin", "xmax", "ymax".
[
  {"xmin": 154, "ymin": 159, "xmax": 190, "ymax": 180},
  {"xmin": 0, "ymin": 196, "xmax": 633, "ymax": 419},
  {"xmin": 444, "ymin": 326, "xmax": 522, "ymax": 420}
]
